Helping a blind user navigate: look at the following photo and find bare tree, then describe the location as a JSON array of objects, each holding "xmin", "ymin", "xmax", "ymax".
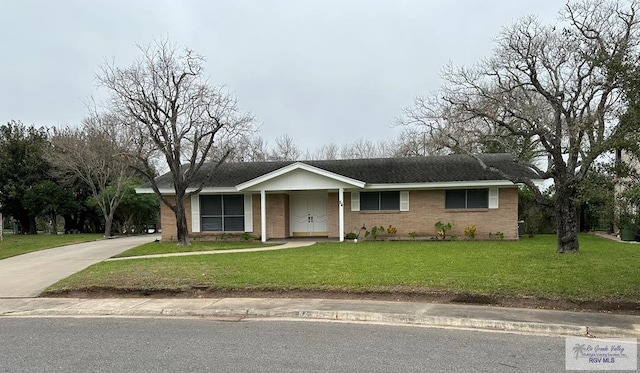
[
  {"xmin": 269, "ymin": 134, "xmax": 301, "ymax": 161},
  {"xmin": 50, "ymin": 113, "xmax": 136, "ymax": 237},
  {"xmin": 399, "ymin": 0, "xmax": 640, "ymax": 253},
  {"xmin": 211, "ymin": 133, "xmax": 268, "ymax": 162},
  {"xmin": 340, "ymin": 139, "xmax": 387, "ymax": 159},
  {"xmin": 388, "ymin": 127, "xmax": 448, "ymax": 157},
  {"xmin": 313, "ymin": 143, "xmax": 340, "ymax": 160},
  {"xmin": 98, "ymin": 39, "xmax": 254, "ymax": 245}
]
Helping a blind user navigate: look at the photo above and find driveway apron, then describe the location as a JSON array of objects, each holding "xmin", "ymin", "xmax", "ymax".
[{"xmin": 0, "ymin": 235, "xmax": 159, "ymax": 298}]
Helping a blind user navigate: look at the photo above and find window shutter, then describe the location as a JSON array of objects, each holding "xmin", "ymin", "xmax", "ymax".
[
  {"xmin": 351, "ymin": 191, "xmax": 360, "ymax": 211},
  {"xmin": 244, "ymin": 194, "xmax": 253, "ymax": 232},
  {"xmin": 191, "ymin": 194, "xmax": 200, "ymax": 233},
  {"xmin": 489, "ymin": 188, "xmax": 499, "ymax": 209},
  {"xmin": 400, "ymin": 191, "xmax": 409, "ymax": 211}
]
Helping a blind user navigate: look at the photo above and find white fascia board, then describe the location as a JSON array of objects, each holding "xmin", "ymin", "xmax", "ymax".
[
  {"xmin": 135, "ymin": 187, "xmax": 174, "ymax": 194},
  {"xmin": 196, "ymin": 187, "xmax": 241, "ymax": 194},
  {"xmin": 236, "ymin": 162, "xmax": 365, "ymax": 190},
  {"xmin": 135, "ymin": 187, "xmax": 156, "ymax": 194},
  {"xmin": 364, "ymin": 180, "xmax": 519, "ymax": 190},
  {"xmin": 135, "ymin": 187, "xmax": 241, "ymax": 195}
]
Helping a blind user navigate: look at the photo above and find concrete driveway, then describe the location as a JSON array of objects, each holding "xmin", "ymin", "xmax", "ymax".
[{"xmin": 0, "ymin": 235, "xmax": 159, "ymax": 298}]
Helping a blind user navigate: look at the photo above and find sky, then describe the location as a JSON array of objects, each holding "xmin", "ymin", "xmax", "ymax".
[{"xmin": 1, "ymin": 0, "xmax": 562, "ymax": 153}]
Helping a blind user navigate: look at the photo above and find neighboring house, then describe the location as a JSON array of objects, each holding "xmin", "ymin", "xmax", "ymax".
[
  {"xmin": 614, "ymin": 149, "xmax": 640, "ymax": 232},
  {"xmin": 137, "ymin": 153, "xmax": 540, "ymax": 242},
  {"xmin": 615, "ymin": 149, "xmax": 640, "ymax": 193}
]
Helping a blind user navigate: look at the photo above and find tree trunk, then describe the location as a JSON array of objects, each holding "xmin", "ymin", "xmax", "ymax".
[
  {"xmin": 15, "ymin": 213, "xmax": 28, "ymax": 234},
  {"xmin": 16, "ymin": 211, "xmax": 37, "ymax": 234},
  {"xmin": 175, "ymin": 194, "xmax": 190, "ymax": 246},
  {"xmin": 63, "ymin": 213, "xmax": 73, "ymax": 233},
  {"xmin": 555, "ymin": 185, "xmax": 580, "ymax": 253},
  {"xmin": 50, "ymin": 213, "xmax": 58, "ymax": 235},
  {"xmin": 27, "ymin": 216, "xmax": 37, "ymax": 234},
  {"xmin": 104, "ymin": 212, "xmax": 114, "ymax": 237}
]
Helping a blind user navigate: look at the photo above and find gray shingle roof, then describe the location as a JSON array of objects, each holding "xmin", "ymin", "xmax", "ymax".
[{"xmin": 149, "ymin": 153, "xmax": 540, "ymax": 189}]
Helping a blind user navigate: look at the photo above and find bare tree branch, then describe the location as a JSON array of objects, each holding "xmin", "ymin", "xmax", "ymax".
[
  {"xmin": 98, "ymin": 38, "xmax": 255, "ymax": 245},
  {"xmin": 398, "ymin": 0, "xmax": 640, "ymax": 253}
]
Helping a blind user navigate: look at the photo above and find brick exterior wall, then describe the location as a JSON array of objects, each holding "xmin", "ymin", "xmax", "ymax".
[
  {"xmin": 327, "ymin": 192, "xmax": 339, "ymax": 238},
  {"xmin": 160, "ymin": 187, "xmax": 519, "ymax": 241},
  {"xmin": 342, "ymin": 188, "xmax": 519, "ymax": 240},
  {"xmin": 160, "ymin": 195, "xmax": 192, "ymax": 241},
  {"xmin": 265, "ymin": 193, "xmax": 289, "ymax": 239},
  {"xmin": 252, "ymin": 194, "xmax": 261, "ymax": 238}
]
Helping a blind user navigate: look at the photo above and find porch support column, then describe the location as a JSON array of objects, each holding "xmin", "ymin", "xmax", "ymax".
[
  {"xmin": 339, "ymin": 188, "xmax": 344, "ymax": 242},
  {"xmin": 260, "ymin": 190, "xmax": 267, "ymax": 243}
]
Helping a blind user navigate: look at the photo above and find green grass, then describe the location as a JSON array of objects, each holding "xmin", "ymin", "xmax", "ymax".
[
  {"xmin": 0, "ymin": 233, "xmax": 103, "ymax": 260},
  {"xmin": 45, "ymin": 234, "xmax": 640, "ymax": 303},
  {"xmin": 112, "ymin": 241, "xmax": 279, "ymax": 258}
]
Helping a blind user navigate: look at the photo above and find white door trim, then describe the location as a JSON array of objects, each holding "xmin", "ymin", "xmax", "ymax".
[{"xmin": 289, "ymin": 192, "xmax": 329, "ymax": 237}]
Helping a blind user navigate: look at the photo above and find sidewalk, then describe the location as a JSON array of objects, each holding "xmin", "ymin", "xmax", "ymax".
[
  {"xmin": 1, "ymin": 297, "xmax": 638, "ymax": 338},
  {"xmin": 593, "ymin": 231, "xmax": 640, "ymax": 243},
  {"xmin": 106, "ymin": 240, "xmax": 317, "ymax": 261}
]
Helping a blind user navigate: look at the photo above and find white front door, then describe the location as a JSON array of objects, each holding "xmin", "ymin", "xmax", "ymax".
[{"xmin": 291, "ymin": 193, "xmax": 328, "ymax": 236}]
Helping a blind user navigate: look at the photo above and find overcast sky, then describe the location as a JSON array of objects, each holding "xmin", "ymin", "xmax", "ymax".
[{"xmin": 1, "ymin": 0, "xmax": 562, "ymax": 153}]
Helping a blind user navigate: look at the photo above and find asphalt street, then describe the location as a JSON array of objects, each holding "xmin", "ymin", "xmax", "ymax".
[{"xmin": 0, "ymin": 317, "xmax": 566, "ymax": 373}]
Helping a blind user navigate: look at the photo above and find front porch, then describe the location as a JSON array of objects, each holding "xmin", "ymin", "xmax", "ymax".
[
  {"xmin": 235, "ymin": 162, "xmax": 363, "ymax": 243},
  {"xmin": 256, "ymin": 189, "xmax": 348, "ymax": 242}
]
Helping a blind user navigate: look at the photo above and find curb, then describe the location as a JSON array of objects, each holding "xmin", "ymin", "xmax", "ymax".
[{"xmin": 4, "ymin": 306, "xmax": 638, "ymax": 338}]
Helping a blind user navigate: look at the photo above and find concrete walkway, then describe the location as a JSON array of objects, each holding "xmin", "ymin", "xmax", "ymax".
[
  {"xmin": 0, "ymin": 235, "xmax": 159, "ymax": 297},
  {"xmin": 594, "ymin": 231, "xmax": 640, "ymax": 243},
  {"xmin": 1, "ymin": 297, "xmax": 639, "ymax": 338},
  {"xmin": 106, "ymin": 240, "xmax": 317, "ymax": 261}
]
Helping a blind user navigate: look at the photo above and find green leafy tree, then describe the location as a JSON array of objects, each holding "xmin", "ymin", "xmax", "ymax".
[
  {"xmin": 575, "ymin": 163, "xmax": 616, "ymax": 232},
  {"xmin": 23, "ymin": 181, "xmax": 79, "ymax": 234},
  {"xmin": 50, "ymin": 113, "xmax": 137, "ymax": 237},
  {"xmin": 89, "ymin": 180, "xmax": 160, "ymax": 233},
  {"xmin": 0, "ymin": 121, "xmax": 50, "ymax": 234},
  {"xmin": 57, "ymin": 175, "xmax": 102, "ymax": 233},
  {"xmin": 100, "ymin": 180, "xmax": 159, "ymax": 234},
  {"xmin": 518, "ymin": 186, "xmax": 555, "ymax": 237}
]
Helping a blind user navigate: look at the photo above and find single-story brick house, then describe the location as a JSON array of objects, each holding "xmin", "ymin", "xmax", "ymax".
[{"xmin": 137, "ymin": 153, "xmax": 541, "ymax": 242}]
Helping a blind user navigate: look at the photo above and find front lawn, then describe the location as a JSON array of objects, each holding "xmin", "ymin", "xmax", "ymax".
[
  {"xmin": 45, "ymin": 234, "xmax": 640, "ymax": 305},
  {"xmin": 0, "ymin": 233, "xmax": 103, "ymax": 260},
  {"xmin": 112, "ymin": 241, "xmax": 279, "ymax": 258}
]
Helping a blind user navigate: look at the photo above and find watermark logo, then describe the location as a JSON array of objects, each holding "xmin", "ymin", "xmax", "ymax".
[{"xmin": 566, "ymin": 337, "xmax": 637, "ymax": 371}]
